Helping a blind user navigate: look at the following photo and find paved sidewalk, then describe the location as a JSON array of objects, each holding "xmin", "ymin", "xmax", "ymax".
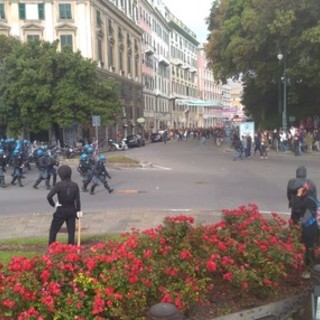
[{"xmin": 0, "ymin": 209, "xmax": 223, "ymax": 241}]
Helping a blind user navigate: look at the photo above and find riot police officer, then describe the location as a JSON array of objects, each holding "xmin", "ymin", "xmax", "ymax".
[
  {"xmin": 47, "ymin": 150, "xmax": 59, "ymax": 187},
  {"xmin": 11, "ymin": 149, "xmax": 24, "ymax": 187},
  {"xmin": 0, "ymin": 148, "xmax": 7, "ymax": 188},
  {"xmin": 33, "ymin": 149, "xmax": 51, "ymax": 189},
  {"xmin": 78, "ymin": 153, "xmax": 93, "ymax": 192},
  {"xmin": 90, "ymin": 155, "xmax": 113, "ymax": 195}
]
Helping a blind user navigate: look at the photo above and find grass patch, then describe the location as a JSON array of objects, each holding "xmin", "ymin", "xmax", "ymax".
[
  {"xmin": 107, "ymin": 155, "xmax": 139, "ymax": 164},
  {"xmin": 1, "ymin": 251, "xmax": 39, "ymax": 266},
  {"xmin": 0, "ymin": 234, "xmax": 122, "ymax": 267}
]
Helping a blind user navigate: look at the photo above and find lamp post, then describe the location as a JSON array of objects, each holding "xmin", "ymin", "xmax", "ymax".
[{"xmin": 277, "ymin": 53, "xmax": 287, "ymax": 131}]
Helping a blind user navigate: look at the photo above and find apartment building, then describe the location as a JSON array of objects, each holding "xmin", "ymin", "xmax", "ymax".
[
  {"xmin": 138, "ymin": 0, "xmax": 170, "ymax": 132},
  {"xmin": 0, "ymin": 0, "xmax": 143, "ymax": 141}
]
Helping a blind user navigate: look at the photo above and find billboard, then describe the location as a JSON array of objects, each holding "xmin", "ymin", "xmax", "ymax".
[{"xmin": 239, "ymin": 122, "xmax": 255, "ymax": 140}]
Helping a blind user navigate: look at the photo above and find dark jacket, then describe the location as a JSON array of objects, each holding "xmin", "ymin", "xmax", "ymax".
[
  {"xmin": 47, "ymin": 165, "xmax": 80, "ymax": 213},
  {"xmin": 92, "ymin": 160, "xmax": 111, "ymax": 179},
  {"xmin": 287, "ymin": 166, "xmax": 317, "ymax": 210}
]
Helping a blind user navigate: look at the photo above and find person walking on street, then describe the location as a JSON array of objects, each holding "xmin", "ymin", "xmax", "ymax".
[
  {"xmin": 11, "ymin": 149, "xmax": 25, "ymax": 187},
  {"xmin": 0, "ymin": 148, "xmax": 7, "ymax": 188},
  {"xmin": 78, "ymin": 153, "xmax": 94, "ymax": 192},
  {"xmin": 33, "ymin": 149, "xmax": 51, "ymax": 189},
  {"xmin": 90, "ymin": 155, "xmax": 113, "ymax": 195},
  {"xmin": 287, "ymin": 165, "xmax": 317, "ymax": 224},
  {"xmin": 47, "ymin": 165, "xmax": 81, "ymax": 245}
]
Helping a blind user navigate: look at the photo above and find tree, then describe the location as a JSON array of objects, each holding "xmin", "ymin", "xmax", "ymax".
[
  {"xmin": 0, "ymin": 38, "xmax": 121, "ymax": 136},
  {"xmin": 206, "ymin": 0, "xmax": 320, "ymax": 127}
]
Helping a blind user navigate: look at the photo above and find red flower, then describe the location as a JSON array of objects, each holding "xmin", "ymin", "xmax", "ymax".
[
  {"xmin": 223, "ymin": 272, "xmax": 233, "ymax": 281},
  {"xmin": 2, "ymin": 299, "xmax": 15, "ymax": 308},
  {"xmin": 143, "ymin": 249, "xmax": 153, "ymax": 259},
  {"xmin": 206, "ymin": 261, "xmax": 217, "ymax": 272},
  {"xmin": 179, "ymin": 249, "xmax": 192, "ymax": 260}
]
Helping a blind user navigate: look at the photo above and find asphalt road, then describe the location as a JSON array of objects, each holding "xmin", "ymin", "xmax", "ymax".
[{"xmin": 1, "ymin": 139, "xmax": 320, "ymax": 217}]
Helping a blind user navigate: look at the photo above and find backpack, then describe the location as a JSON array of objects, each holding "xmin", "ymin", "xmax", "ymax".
[{"xmin": 308, "ymin": 196, "xmax": 320, "ymax": 229}]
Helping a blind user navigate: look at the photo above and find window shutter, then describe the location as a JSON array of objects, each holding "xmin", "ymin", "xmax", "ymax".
[
  {"xmin": 0, "ymin": 4, "xmax": 5, "ymax": 19},
  {"xmin": 38, "ymin": 3, "xmax": 45, "ymax": 20},
  {"xmin": 18, "ymin": 3, "xmax": 26, "ymax": 20}
]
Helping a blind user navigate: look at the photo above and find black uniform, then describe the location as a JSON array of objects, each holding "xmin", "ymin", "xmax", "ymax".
[
  {"xmin": 47, "ymin": 153, "xmax": 59, "ymax": 187},
  {"xmin": 0, "ymin": 153, "xmax": 6, "ymax": 187},
  {"xmin": 33, "ymin": 152, "xmax": 51, "ymax": 189},
  {"xmin": 47, "ymin": 165, "xmax": 81, "ymax": 245},
  {"xmin": 90, "ymin": 159, "xmax": 113, "ymax": 195},
  {"xmin": 11, "ymin": 152, "xmax": 24, "ymax": 187},
  {"xmin": 77, "ymin": 158, "xmax": 94, "ymax": 192}
]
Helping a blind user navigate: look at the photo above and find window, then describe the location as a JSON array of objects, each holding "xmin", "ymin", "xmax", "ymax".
[
  {"xmin": 18, "ymin": 3, "xmax": 45, "ymax": 20},
  {"xmin": 59, "ymin": 3, "xmax": 72, "ymax": 19},
  {"xmin": 60, "ymin": 35, "xmax": 73, "ymax": 49},
  {"xmin": 127, "ymin": 54, "xmax": 131, "ymax": 74},
  {"xmin": 0, "ymin": 3, "xmax": 5, "ymax": 19},
  {"xmin": 98, "ymin": 38, "xmax": 103, "ymax": 61},
  {"xmin": 108, "ymin": 46, "xmax": 114, "ymax": 67},
  {"xmin": 27, "ymin": 35, "xmax": 40, "ymax": 42},
  {"xmin": 119, "ymin": 50, "xmax": 123, "ymax": 70}
]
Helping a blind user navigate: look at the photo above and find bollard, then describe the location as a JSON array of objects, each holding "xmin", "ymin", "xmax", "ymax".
[{"xmin": 147, "ymin": 303, "xmax": 184, "ymax": 320}]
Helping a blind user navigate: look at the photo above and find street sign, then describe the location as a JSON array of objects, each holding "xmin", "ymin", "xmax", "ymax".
[{"xmin": 92, "ymin": 115, "xmax": 101, "ymax": 127}]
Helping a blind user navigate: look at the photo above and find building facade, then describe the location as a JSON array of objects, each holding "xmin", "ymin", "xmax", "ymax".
[
  {"xmin": 138, "ymin": 0, "xmax": 170, "ymax": 133},
  {"xmin": 0, "ymin": 0, "xmax": 143, "ymax": 142}
]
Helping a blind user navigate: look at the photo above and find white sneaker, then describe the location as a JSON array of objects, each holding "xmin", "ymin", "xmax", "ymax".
[{"xmin": 301, "ymin": 271, "xmax": 311, "ymax": 280}]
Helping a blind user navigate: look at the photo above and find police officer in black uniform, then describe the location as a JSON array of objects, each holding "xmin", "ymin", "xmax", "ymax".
[
  {"xmin": 33, "ymin": 149, "xmax": 51, "ymax": 189},
  {"xmin": 77, "ymin": 153, "xmax": 93, "ymax": 192},
  {"xmin": 0, "ymin": 148, "xmax": 7, "ymax": 188},
  {"xmin": 47, "ymin": 150, "xmax": 59, "ymax": 187},
  {"xmin": 11, "ymin": 148, "xmax": 24, "ymax": 187},
  {"xmin": 47, "ymin": 165, "xmax": 81, "ymax": 245},
  {"xmin": 90, "ymin": 155, "xmax": 113, "ymax": 195}
]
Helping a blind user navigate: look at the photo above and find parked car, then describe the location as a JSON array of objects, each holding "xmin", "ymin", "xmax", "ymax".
[
  {"xmin": 151, "ymin": 132, "xmax": 163, "ymax": 143},
  {"xmin": 124, "ymin": 134, "xmax": 145, "ymax": 148},
  {"xmin": 151, "ymin": 131, "xmax": 170, "ymax": 143}
]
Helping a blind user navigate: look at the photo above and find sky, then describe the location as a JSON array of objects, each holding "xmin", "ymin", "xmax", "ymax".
[{"xmin": 164, "ymin": 0, "xmax": 213, "ymax": 43}]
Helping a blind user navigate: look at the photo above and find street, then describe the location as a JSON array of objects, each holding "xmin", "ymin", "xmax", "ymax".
[{"xmin": 1, "ymin": 139, "xmax": 320, "ymax": 217}]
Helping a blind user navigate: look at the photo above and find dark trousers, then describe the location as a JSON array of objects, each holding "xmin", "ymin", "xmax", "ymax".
[
  {"xmin": 302, "ymin": 223, "xmax": 319, "ymax": 267},
  {"xmin": 49, "ymin": 210, "xmax": 76, "ymax": 245}
]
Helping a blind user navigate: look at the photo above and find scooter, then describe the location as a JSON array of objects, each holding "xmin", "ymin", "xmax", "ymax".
[{"xmin": 108, "ymin": 138, "xmax": 128, "ymax": 151}]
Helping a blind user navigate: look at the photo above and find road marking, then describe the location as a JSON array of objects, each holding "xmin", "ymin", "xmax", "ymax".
[{"xmin": 151, "ymin": 165, "xmax": 172, "ymax": 170}]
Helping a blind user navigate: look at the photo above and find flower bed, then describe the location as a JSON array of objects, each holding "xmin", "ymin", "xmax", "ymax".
[{"xmin": 0, "ymin": 204, "xmax": 306, "ymax": 319}]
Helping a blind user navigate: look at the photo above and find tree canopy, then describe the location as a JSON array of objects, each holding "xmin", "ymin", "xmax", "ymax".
[
  {"xmin": 0, "ymin": 37, "xmax": 121, "ymax": 136},
  {"xmin": 206, "ymin": 0, "xmax": 320, "ymax": 127}
]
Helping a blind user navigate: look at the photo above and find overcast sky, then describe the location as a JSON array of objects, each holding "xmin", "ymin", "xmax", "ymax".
[{"xmin": 164, "ymin": 0, "xmax": 213, "ymax": 43}]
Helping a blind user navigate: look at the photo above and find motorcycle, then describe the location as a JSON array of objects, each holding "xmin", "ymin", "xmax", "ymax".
[{"xmin": 108, "ymin": 138, "xmax": 128, "ymax": 151}]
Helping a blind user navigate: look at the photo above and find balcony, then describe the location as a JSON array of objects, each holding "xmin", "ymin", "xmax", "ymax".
[
  {"xmin": 171, "ymin": 58, "xmax": 183, "ymax": 67},
  {"xmin": 158, "ymin": 55, "xmax": 170, "ymax": 67},
  {"xmin": 145, "ymin": 45, "xmax": 155, "ymax": 56}
]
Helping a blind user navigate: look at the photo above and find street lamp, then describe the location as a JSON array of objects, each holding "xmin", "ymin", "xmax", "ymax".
[{"xmin": 277, "ymin": 53, "xmax": 287, "ymax": 131}]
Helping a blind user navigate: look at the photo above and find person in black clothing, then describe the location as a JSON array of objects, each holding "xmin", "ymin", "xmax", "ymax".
[
  {"xmin": 78, "ymin": 153, "xmax": 94, "ymax": 192},
  {"xmin": 90, "ymin": 155, "xmax": 113, "ymax": 195},
  {"xmin": 47, "ymin": 165, "xmax": 81, "ymax": 245},
  {"xmin": 33, "ymin": 150, "xmax": 51, "ymax": 189},
  {"xmin": 11, "ymin": 149, "xmax": 24, "ymax": 187},
  {"xmin": 47, "ymin": 150, "xmax": 59, "ymax": 188},
  {"xmin": 0, "ymin": 148, "xmax": 7, "ymax": 188},
  {"xmin": 295, "ymin": 180, "xmax": 319, "ymax": 279},
  {"xmin": 287, "ymin": 165, "xmax": 317, "ymax": 224}
]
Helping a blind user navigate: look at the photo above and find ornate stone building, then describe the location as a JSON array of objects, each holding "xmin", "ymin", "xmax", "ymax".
[{"xmin": 0, "ymin": 0, "xmax": 143, "ymax": 142}]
